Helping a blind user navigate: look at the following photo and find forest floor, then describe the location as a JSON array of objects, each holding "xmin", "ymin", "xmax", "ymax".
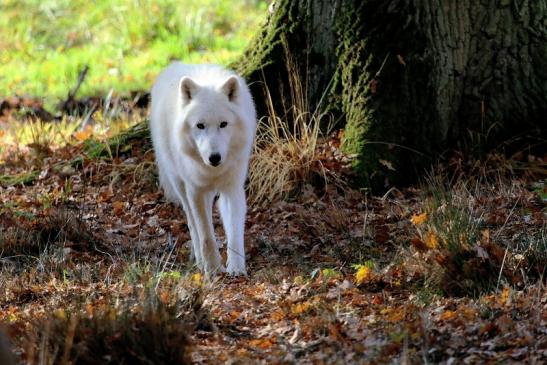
[{"xmin": 0, "ymin": 100, "xmax": 546, "ymax": 364}]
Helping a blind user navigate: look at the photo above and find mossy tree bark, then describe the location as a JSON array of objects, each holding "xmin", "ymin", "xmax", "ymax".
[{"xmin": 233, "ymin": 0, "xmax": 547, "ymax": 191}]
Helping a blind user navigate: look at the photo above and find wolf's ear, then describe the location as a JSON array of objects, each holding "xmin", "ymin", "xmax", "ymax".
[
  {"xmin": 180, "ymin": 77, "xmax": 198, "ymax": 104},
  {"xmin": 220, "ymin": 76, "xmax": 239, "ymax": 102}
]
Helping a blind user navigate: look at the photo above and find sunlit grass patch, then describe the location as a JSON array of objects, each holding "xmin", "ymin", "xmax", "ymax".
[
  {"xmin": 0, "ymin": 0, "xmax": 267, "ymax": 104},
  {"xmin": 0, "ymin": 106, "xmax": 142, "ymax": 153}
]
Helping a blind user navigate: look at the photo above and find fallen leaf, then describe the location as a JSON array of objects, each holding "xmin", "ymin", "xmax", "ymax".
[
  {"xmin": 270, "ymin": 311, "xmax": 285, "ymax": 321},
  {"xmin": 496, "ymin": 314, "xmax": 513, "ymax": 332},
  {"xmin": 379, "ymin": 159, "xmax": 396, "ymax": 171},
  {"xmin": 439, "ymin": 309, "xmax": 457, "ymax": 321},
  {"xmin": 425, "ymin": 230, "xmax": 439, "ymax": 249},
  {"xmin": 355, "ymin": 266, "xmax": 371, "ymax": 285},
  {"xmin": 481, "ymin": 229, "xmax": 490, "ymax": 244},
  {"xmin": 381, "ymin": 307, "xmax": 404, "ymax": 323},
  {"xmin": 74, "ymin": 126, "xmax": 93, "ymax": 141},
  {"xmin": 191, "ymin": 272, "xmax": 203, "ymax": 286},
  {"xmin": 292, "ymin": 301, "xmax": 312, "ymax": 315},
  {"xmin": 411, "ymin": 212, "xmax": 427, "ymax": 225},
  {"xmin": 249, "ymin": 337, "xmax": 275, "ymax": 349},
  {"xmin": 498, "ymin": 286, "xmax": 510, "ymax": 307},
  {"xmin": 479, "ymin": 322, "xmax": 498, "ymax": 336},
  {"xmin": 410, "ymin": 236, "xmax": 427, "ymax": 251},
  {"xmin": 112, "ymin": 201, "xmax": 125, "ymax": 216}
]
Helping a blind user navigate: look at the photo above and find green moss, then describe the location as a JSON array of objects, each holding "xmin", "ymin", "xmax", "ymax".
[
  {"xmin": 0, "ymin": 170, "xmax": 39, "ymax": 186},
  {"xmin": 231, "ymin": 0, "xmax": 311, "ymax": 120},
  {"xmin": 332, "ymin": 1, "xmax": 436, "ymax": 191}
]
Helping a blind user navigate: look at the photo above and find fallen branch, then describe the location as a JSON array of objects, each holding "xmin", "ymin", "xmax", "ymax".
[{"xmin": 59, "ymin": 65, "xmax": 90, "ymax": 114}]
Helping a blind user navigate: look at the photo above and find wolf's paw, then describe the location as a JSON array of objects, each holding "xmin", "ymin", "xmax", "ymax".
[
  {"xmin": 226, "ymin": 262, "xmax": 247, "ymax": 276},
  {"xmin": 203, "ymin": 263, "xmax": 226, "ymax": 278}
]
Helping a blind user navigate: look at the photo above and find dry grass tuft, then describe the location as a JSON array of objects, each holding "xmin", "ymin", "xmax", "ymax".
[
  {"xmin": 247, "ymin": 38, "xmax": 340, "ymax": 206},
  {"xmin": 248, "ymin": 111, "xmax": 327, "ymax": 206},
  {"xmin": 19, "ymin": 285, "xmax": 198, "ymax": 365}
]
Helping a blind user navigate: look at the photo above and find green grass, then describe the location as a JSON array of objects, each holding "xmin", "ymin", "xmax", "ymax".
[{"xmin": 0, "ymin": 0, "xmax": 267, "ymax": 104}]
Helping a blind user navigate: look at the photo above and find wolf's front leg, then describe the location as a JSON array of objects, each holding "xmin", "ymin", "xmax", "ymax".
[
  {"xmin": 219, "ymin": 187, "xmax": 247, "ymax": 275},
  {"xmin": 171, "ymin": 179, "xmax": 203, "ymax": 269},
  {"xmin": 187, "ymin": 187, "xmax": 223, "ymax": 276},
  {"xmin": 180, "ymin": 195, "xmax": 202, "ymax": 270}
]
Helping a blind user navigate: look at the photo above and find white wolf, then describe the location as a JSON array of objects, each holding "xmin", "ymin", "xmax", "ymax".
[{"xmin": 150, "ymin": 62, "xmax": 256, "ymax": 276}]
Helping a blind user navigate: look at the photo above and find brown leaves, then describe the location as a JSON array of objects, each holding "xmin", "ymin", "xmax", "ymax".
[
  {"xmin": 248, "ymin": 337, "xmax": 276, "ymax": 350},
  {"xmin": 2, "ymin": 121, "xmax": 546, "ymax": 364},
  {"xmin": 112, "ymin": 201, "xmax": 125, "ymax": 216}
]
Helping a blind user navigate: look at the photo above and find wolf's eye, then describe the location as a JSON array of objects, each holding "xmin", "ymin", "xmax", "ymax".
[
  {"xmin": 220, "ymin": 121, "xmax": 228, "ymax": 128},
  {"xmin": 196, "ymin": 123, "xmax": 205, "ymax": 129}
]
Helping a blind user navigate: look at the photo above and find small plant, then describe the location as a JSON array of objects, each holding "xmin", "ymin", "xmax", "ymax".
[
  {"xmin": 408, "ymin": 174, "xmax": 496, "ymax": 296},
  {"xmin": 412, "ymin": 175, "xmax": 482, "ymax": 253}
]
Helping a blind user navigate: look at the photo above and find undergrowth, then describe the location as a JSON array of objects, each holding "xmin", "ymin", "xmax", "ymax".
[
  {"xmin": 3, "ymin": 266, "xmax": 208, "ymax": 365},
  {"xmin": 404, "ymin": 170, "xmax": 546, "ymax": 297},
  {"xmin": 1, "ymin": 203, "xmax": 209, "ymax": 364}
]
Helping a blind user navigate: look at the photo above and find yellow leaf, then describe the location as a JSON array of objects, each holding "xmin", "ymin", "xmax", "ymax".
[
  {"xmin": 460, "ymin": 306, "xmax": 477, "ymax": 319},
  {"xmin": 7, "ymin": 311, "xmax": 17, "ymax": 323},
  {"xmin": 498, "ymin": 286, "xmax": 510, "ymax": 306},
  {"xmin": 293, "ymin": 275, "xmax": 305, "ymax": 285},
  {"xmin": 0, "ymin": 130, "xmax": 5, "ymax": 138},
  {"xmin": 55, "ymin": 308, "xmax": 67, "ymax": 320},
  {"xmin": 292, "ymin": 301, "xmax": 311, "ymax": 315},
  {"xmin": 85, "ymin": 303, "xmax": 94, "ymax": 318},
  {"xmin": 439, "ymin": 309, "xmax": 457, "ymax": 321},
  {"xmin": 270, "ymin": 311, "xmax": 285, "ymax": 321},
  {"xmin": 355, "ymin": 266, "xmax": 371, "ymax": 285},
  {"xmin": 425, "ymin": 230, "xmax": 439, "ymax": 249},
  {"xmin": 191, "ymin": 272, "xmax": 203, "ymax": 285},
  {"xmin": 74, "ymin": 126, "xmax": 93, "ymax": 142},
  {"xmin": 381, "ymin": 307, "xmax": 404, "ymax": 323},
  {"xmin": 411, "ymin": 212, "xmax": 428, "ymax": 225}
]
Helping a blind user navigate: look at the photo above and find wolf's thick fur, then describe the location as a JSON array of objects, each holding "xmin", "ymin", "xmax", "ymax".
[{"xmin": 150, "ymin": 63, "xmax": 256, "ymax": 276}]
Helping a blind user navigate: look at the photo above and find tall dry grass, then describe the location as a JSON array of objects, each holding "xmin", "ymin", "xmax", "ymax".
[{"xmin": 247, "ymin": 38, "xmax": 335, "ymax": 206}]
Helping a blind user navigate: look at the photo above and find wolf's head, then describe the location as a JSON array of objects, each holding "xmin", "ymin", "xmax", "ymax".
[{"xmin": 179, "ymin": 75, "xmax": 242, "ymax": 168}]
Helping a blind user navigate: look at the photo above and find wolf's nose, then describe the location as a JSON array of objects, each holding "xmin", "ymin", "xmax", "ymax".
[{"xmin": 209, "ymin": 153, "xmax": 221, "ymax": 166}]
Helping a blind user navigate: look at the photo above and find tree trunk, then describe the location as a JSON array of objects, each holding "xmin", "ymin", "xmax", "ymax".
[{"xmin": 234, "ymin": 0, "xmax": 547, "ymax": 191}]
